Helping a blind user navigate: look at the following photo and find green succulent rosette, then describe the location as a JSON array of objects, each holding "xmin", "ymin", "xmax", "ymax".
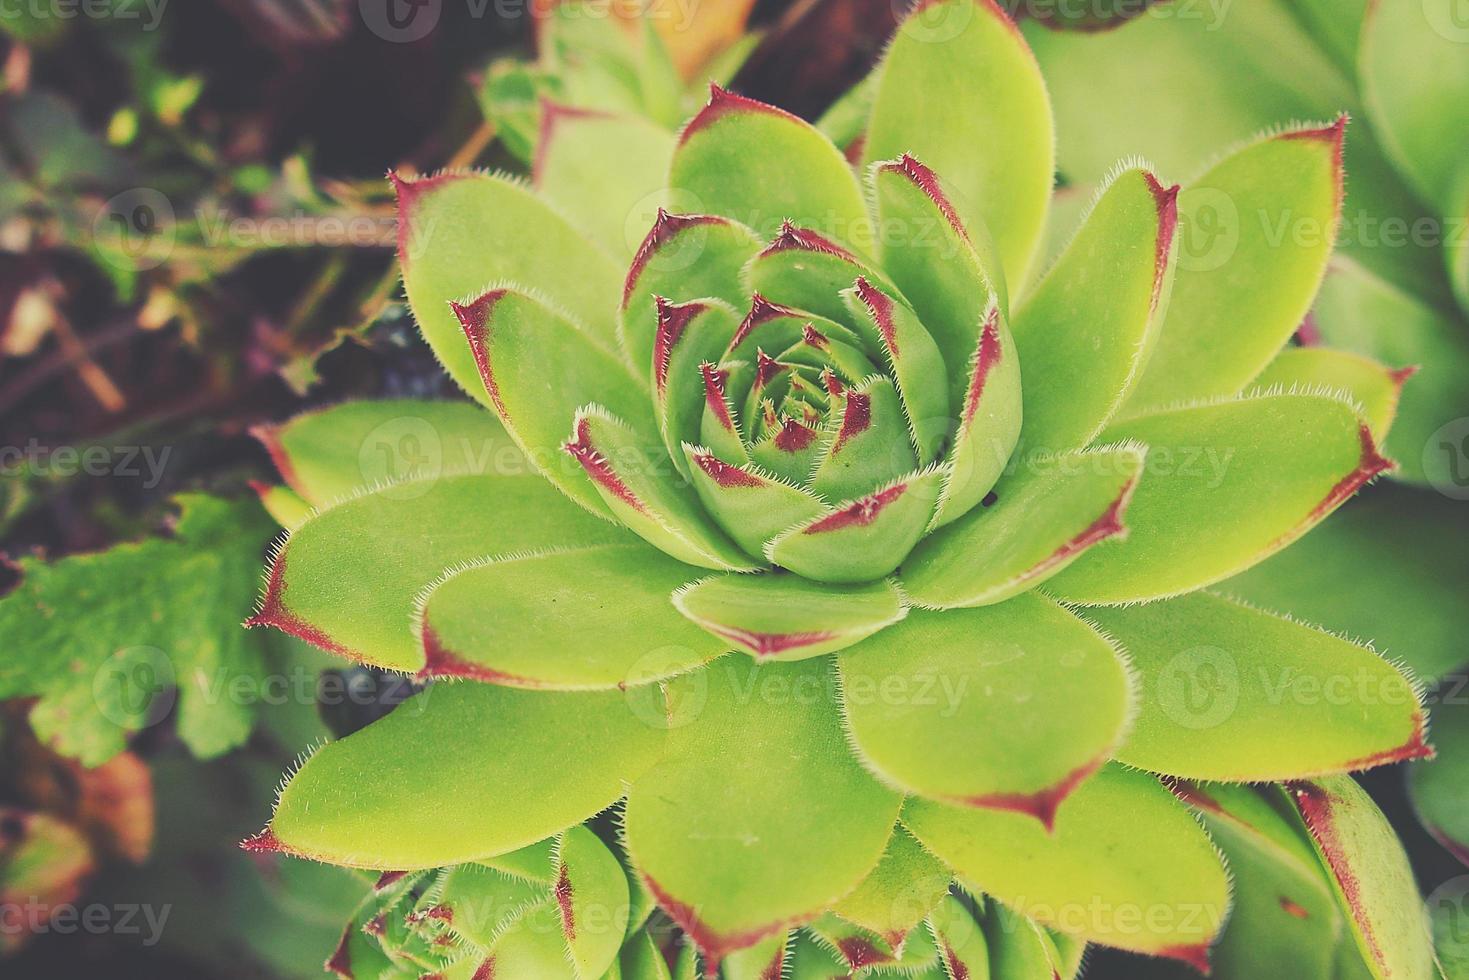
[{"xmin": 243, "ymin": 2, "xmax": 1438, "ymax": 977}]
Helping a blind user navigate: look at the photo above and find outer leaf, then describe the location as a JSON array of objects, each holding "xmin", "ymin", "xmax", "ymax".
[
  {"xmin": 248, "ymin": 474, "xmax": 627, "ymax": 672},
  {"xmin": 1011, "ymin": 167, "xmax": 1178, "ymax": 453},
  {"xmin": 903, "ymin": 765, "xmax": 1230, "ymax": 967},
  {"xmin": 622, "ymin": 211, "xmax": 763, "ymax": 374},
  {"xmin": 250, "ymin": 682, "xmax": 663, "ymax": 869},
  {"xmin": 1086, "ymin": 592, "xmax": 1429, "ymax": 780},
  {"xmin": 455, "ymin": 286, "xmax": 651, "ymax": 518},
  {"xmin": 767, "ymin": 467, "xmax": 945, "ymax": 584},
  {"xmin": 1359, "ymin": 0, "xmax": 1469, "ymax": 215},
  {"xmin": 1285, "ymin": 777, "xmax": 1437, "ymax": 980},
  {"xmin": 564, "ymin": 408, "xmax": 755, "ymax": 571},
  {"xmin": 624, "ymin": 657, "xmax": 902, "ymax": 965},
  {"xmin": 1172, "ymin": 783, "xmax": 1345, "ymax": 980},
  {"xmin": 417, "ymin": 543, "xmax": 724, "ymax": 689},
  {"xmin": 1249, "ymin": 347, "xmax": 1410, "ymax": 440},
  {"xmin": 672, "ymin": 573, "xmax": 907, "ymax": 662},
  {"xmin": 556, "ymin": 825, "xmax": 633, "ymax": 979},
  {"xmin": 395, "ymin": 171, "xmax": 622, "ymax": 400},
  {"xmin": 1123, "ymin": 121, "xmax": 1345, "ymax": 412},
  {"xmin": 829, "ymin": 828, "xmax": 952, "ymax": 950},
  {"xmin": 903, "ymin": 444, "xmax": 1143, "ymax": 608},
  {"xmin": 1309, "ymin": 256, "xmax": 1469, "ymax": 487},
  {"xmin": 864, "ymin": 0, "xmax": 1054, "ymax": 284},
  {"xmin": 871, "ymin": 153, "xmax": 1010, "ymax": 395},
  {"xmin": 1050, "ymin": 393, "xmax": 1392, "ymax": 605},
  {"xmin": 533, "ymin": 103, "xmax": 674, "ymax": 259},
  {"xmin": 838, "ymin": 595, "xmax": 1131, "ymax": 828},
  {"xmin": 253, "ymin": 399, "xmax": 525, "ymax": 506},
  {"xmin": 1410, "ymin": 690, "xmax": 1469, "ymax": 866},
  {"xmin": 670, "ymin": 85, "xmax": 870, "ymax": 246},
  {"xmin": 0, "ymin": 495, "xmax": 275, "ymax": 766},
  {"xmin": 1224, "ymin": 482, "xmax": 1469, "ymax": 683}
]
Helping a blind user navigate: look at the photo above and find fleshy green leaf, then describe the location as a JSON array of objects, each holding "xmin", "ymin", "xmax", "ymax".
[
  {"xmin": 564, "ymin": 408, "xmax": 755, "ymax": 571},
  {"xmin": 417, "ymin": 543, "xmax": 722, "ymax": 689},
  {"xmin": 1050, "ymin": 393, "xmax": 1392, "ymax": 605},
  {"xmin": 864, "ymin": 0, "xmax": 1054, "ymax": 284},
  {"xmin": 1249, "ymin": 347, "xmax": 1410, "ymax": 440},
  {"xmin": 1172, "ymin": 783, "xmax": 1346, "ymax": 980},
  {"xmin": 903, "ymin": 444, "xmax": 1143, "ymax": 608},
  {"xmin": 254, "ymin": 681, "xmax": 664, "ymax": 869},
  {"xmin": 0, "ymin": 495, "xmax": 277, "ymax": 766},
  {"xmin": 682, "ymin": 445, "xmax": 828, "ymax": 560},
  {"xmin": 766, "ymin": 467, "xmax": 945, "ymax": 584},
  {"xmin": 843, "ymin": 278, "xmax": 950, "ymax": 463},
  {"xmin": 1359, "ymin": 0, "xmax": 1469, "ymax": 216},
  {"xmin": 248, "ymin": 474, "xmax": 628, "ymax": 673},
  {"xmin": 838, "ymin": 595, "xmax": 1131, "ymax": 828},
  {"xmin": 927, "ymin": 896, "xmax": 989, "ymax": 980},
  {"xmin": 829, "ymin": 828, "xmax": 951, "ymax": 950},
  {"xmin": 454, "ymin": 286, "xmax": 651, "ymax": 518},
  {"xmin": 903, "ymin": 765, "xmax": 1230, "ymax": 965},
  {"xmin": 808, "ymin": 376, "xmax": 918, "ymax": 503},
  {"xmin": 929, "ymin": 300, "xmax": 1024, "ymax": 529},
  {"xmin": 1012, "ymin": 167, "xmax": 1178, "ymax": 453},
  {"xmin": 1285, "ymin": 777, "xmax": 1437, "ymax": 980},
  {"xmin": 533, "ymin": 102, "xmax": 674, "ymax": 259},
  {"xmin": 253, "ymin": 399, "xmax": 524, "ymax": 506},
  {"xmin": 1123, "ymin": 121, "xmax": 1346, "ymax": 412},
  {"xmin": 622, "ymin": 211, "xmax": 764, "ymax": 374},
  {"xmin": 1223, "ymin": 482, "xmax": 1469, "ymax": 684},
  {"xmin": 670, "ymin": 85, "xmax": 870, "ymax": 246},
  {"xmin": 672, "ymin": 573, "xmax": 907, "ymax": 661},
  {"xmin": 624, "ymin": 657, "xmax": 902, "ymax": 964},
  {"xmin": 1410, "ymin": 689, "xmax": 1469, "ymax": 866},
  {"xmin": 744, "ymin": 224, "xmax": 895, "ymax": 335},
  {"xmin": 1309, "ymin": 256, "xmax": 1469, "ymax": 487},
  {"xmin": 871, "ymin": 153, "xmax": 1010, "ymax": 395},
  {"xmin": 985, "ymin": 902, "xmax": 1069, "ymax": 980},
  {"xmin": 1086, "ymin": 591, "xmax": 1429, "ymax": 780},
  {"xmin": 651, "ymin": 297, "xmax": 740, "ymax": 478},
  {"xmin": 396, "ymin": 171, "xmax": 622, "ymax": 400}
]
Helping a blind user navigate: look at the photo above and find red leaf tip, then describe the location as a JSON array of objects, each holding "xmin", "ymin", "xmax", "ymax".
[
  {"xmin": 884, "ymin": 153, "xmax": 970, "ymax": 242},
  {"xmin": 240, "ymin": 828, "xmax": 283, "ymax": 854},
  {"xmin": 805, "ymin": 484, "xmax": 907, "ymax": 534},
  {"xmin": 624, "ymin": 210, "xmax": 728, "ymax": 306},
  {"xmin": 682, "ymin": 83, "xmax": 798, "ymax": 143},
  {"xmin": 1158, "ymin": 943, "xmax": 1214, "ymax": 976},
  {"xmin": 562, "ymin": 417, "xmax": 648, "ymax": 515},
  {"xmin": 762, "ymin": 221, "xmax": 860, "ymax": 262},
  {"xmin": 653, "ymin": 296, "xmax": 708, "ymax": 393}
]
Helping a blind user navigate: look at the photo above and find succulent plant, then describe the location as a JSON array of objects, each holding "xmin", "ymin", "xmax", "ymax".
[{"xmin": 243, "ymin": 1, "xmax": 1440, "ymax": 977}]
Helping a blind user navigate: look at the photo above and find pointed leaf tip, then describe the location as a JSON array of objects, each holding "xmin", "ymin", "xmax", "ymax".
[
  {"xmin": 240, "ymin": 828, "xmax": 284, "ymax": 854},
  {"xmin": 959, "ymin": 758, "xmax": 1105, "ymax": 832},
  {"xmin": 763, "ymin": 221, "xmax": 860, "ymax": 262},
  {"xmin": 882, "ymin": 154, "xmax": 970, "ymax": 241},
  {"xmin": 804, "ymin": 484, "xmax": 907, "ymax": 534},
  {"xmin": 851, "ymin": 277, "xmax": 900, "ymax": 354},
  {"xmin": 1305, "ymin": 423, "xmax": 1395, "ymax": 527},
  {"xmin": 682, "ymin": 82, "xmax": 799, "ymax": 143},
  {"xmin": 563, "ymin": 416, "xmax": 649, "ymax": 515},
  {"xmin": 418, "ymin": 622, "xmax": 538, "ymax": 687},
  {"xmin": 624, "ymin": 211, "xmax": 734, "ymax": 307},
  {"xmin": 653, "ymin": 296, "xmax": 710, "ymax": 393}
]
